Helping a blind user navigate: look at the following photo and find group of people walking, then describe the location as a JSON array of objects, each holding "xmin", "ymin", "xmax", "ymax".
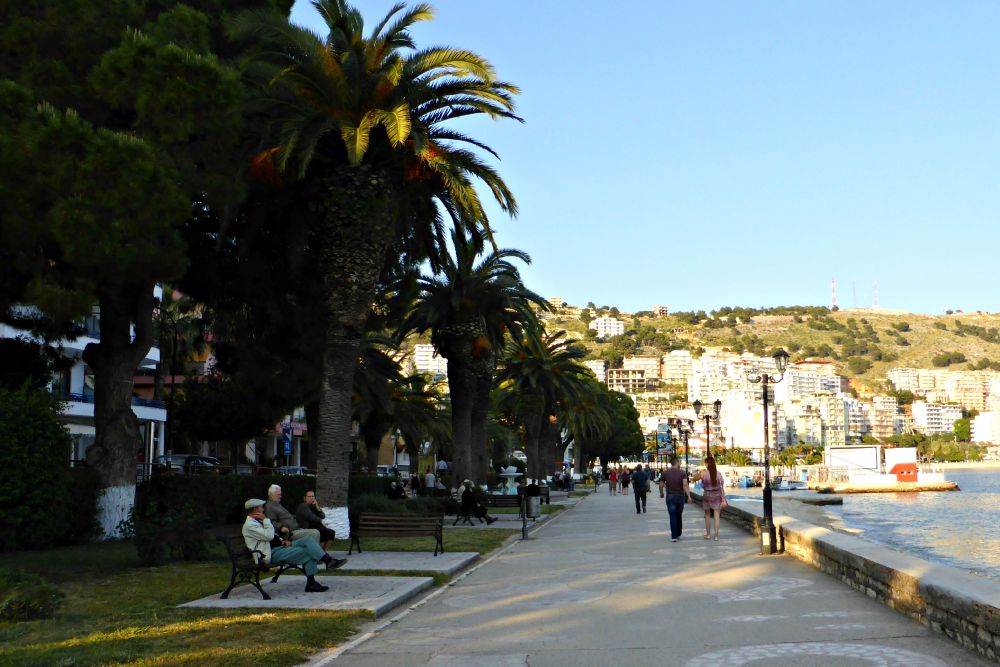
[{"xmin": 607, "ymin": 457, "xmax": 728, "ymax": 542}]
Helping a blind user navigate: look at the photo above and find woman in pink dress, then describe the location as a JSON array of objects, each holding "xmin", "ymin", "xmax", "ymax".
[{"xmin": 699, "ymin": 456, "xmax": 727, "ymax": 541}]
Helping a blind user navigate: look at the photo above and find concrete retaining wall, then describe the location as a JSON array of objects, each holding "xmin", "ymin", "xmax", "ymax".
[{"xmin": 693, "ymin": 492, "xmax": 1000, "ymax": 663}]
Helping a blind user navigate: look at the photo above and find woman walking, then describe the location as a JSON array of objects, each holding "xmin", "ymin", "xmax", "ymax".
[
  {"xmin": 621, "ymin": 469, "xmax": 631, "ymax": 496},
  {"xmin": 608, "ymin": 468, "xmax": 618, "ymax": 495},
  {"xmin": 699, "ymin": 456, "xmax": 727, "ymax": 541}
]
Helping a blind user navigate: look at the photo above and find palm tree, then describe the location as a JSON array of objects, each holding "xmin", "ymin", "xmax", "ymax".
[
  {"xmin": 497, "ymin": 331, "xmax": 592, "ymax": 480},
  {"xmin": 400, "ymin": 230, "xmax": 544, "ymax": 483},
  {"xmin": 230, "ymin": 1, "xmax": 521, "ymax": 511}
]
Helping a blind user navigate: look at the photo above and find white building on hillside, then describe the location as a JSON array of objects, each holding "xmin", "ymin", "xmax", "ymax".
[
  {"xmin": 911, "ymin": 401, "xmax": 963, "ymax": 435},
  {"xmin": 412, "ymin": 343, "xmax": 448, "ymax": 376},
  {"xmin": 589, "ymin": 316, "xmax": 624, "ymax": 338},
  {"xmin": 972, "ymin": 412, "xmax": 1000, "ymax": 443},
  {"xmin": 582, "ymin": 359, "xmax": 608, "ymax": 383},
  {"xmin": 623, "ymin": 355, "xmax": 661, "ymax": 380}
]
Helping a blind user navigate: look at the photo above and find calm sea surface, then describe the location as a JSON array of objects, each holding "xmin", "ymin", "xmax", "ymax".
[{"xmin": 820, "ymin": 468, "xmax": 1000, "ymax": 581}]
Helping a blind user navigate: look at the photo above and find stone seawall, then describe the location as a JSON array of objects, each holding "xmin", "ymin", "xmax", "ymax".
[{"xmin": 692, "ymin": 491, "xmax": 1000, "ymax": 663}]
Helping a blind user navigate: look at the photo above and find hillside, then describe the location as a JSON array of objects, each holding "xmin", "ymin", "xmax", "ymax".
[{"xmin": 542, "ymin": 306, "xmax": 1000, "ymax": 393}]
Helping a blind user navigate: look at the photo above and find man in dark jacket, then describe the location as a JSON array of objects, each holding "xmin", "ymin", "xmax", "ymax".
[
  {"xmin": 294, "ymin": 489, "xmax": 343, "ymax": 555},
  {"xmin": 632, "ymin": 465, "xmax": 650, "ymax": 514}
]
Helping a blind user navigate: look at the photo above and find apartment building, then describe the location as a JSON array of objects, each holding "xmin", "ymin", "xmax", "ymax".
[
  {"xmin": 412, "ymin": 343, "xmax": 448, "ymax": 376},
  {"xmin": 651, "ymin": 305, "xmax": 670, "ymax": 317},
  {"xmin": 1, "ymin": 304, "xmax": 166, "ymax": 468},
  {"xmin": 547, "ymin": 297, "xmax": 564, "ymax": 308},
  {"xmin": 589, "ymin": 316, "xmax": 625, "ymax": 338},
  {"xmin": 607, "ymin": 368, "xmax": 653, "ymax": 394},
  {"xmin": 623, "ymin": 355, "xmax": 662, "ymax": 380},
  {"xmin": 582, "ymin": 359, "xmax": 608, "ymax": 383},
  {"xmin": 972, "ymin": 412, "xmax": 1000, "ymax": 444},
  {"xmin": 911, "ymin": 401, "xmax": 963, "ymax": 435},
  {"xmin": 887, "ymin": 368, "xmax": 918, "ymax": 393},
  {"xmin": 868, "ymin": 395, "xmax": 901, "ymax": 439},
  {"xmin": 661, "ymin": 349, "xmax": 693, "ymax": 385}
]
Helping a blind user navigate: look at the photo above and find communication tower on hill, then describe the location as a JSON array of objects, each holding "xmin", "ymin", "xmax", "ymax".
[{"xmin": 831, "ymin": 278, "xmax": 837, "ymax": 310}]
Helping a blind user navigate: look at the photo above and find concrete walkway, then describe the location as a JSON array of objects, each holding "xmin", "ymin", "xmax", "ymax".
[{"xmin": 314, "ymin": 486, "xmax": 992, "ymax": 666}]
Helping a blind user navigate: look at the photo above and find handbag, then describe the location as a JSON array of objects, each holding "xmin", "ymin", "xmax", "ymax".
[{"xmin": 720, "ymin": 497, "xmax": 729, "ymax": 509}]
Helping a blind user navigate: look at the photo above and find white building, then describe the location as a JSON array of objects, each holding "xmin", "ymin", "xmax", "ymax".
[
  {"xmin": 412, "ymin": 343, "xmax": 448, "ymax": 376},
  {"xmin": 972, "ymin": 412, "xmax": 1000, "ymax": 444},
  {"xmin": 911, "ymin": 401, "xmax": 963, "ymax": 435},
  {"xmin": 1, "ymin": 310, "xmax": 166, "ymax": 468},
  {"xmin": 651, "ymin": 305, "xmax": 670, "ymax": 316},
  {"xmin": 582, "ymin": 359, "xmax": 608, "ymax": 383},
  {"xmin": 623, "ymin": 355, "xmax": 661, "ymax": 380},
  {"xmin": 589, "ymin": 316, "xmax": 624, "ymax": 338},
  {"xmin": 661, "ymin": 350, "xmax": 692, "ymax": 385}
]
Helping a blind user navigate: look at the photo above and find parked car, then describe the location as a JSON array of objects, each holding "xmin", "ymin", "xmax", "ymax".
[
  {"xmin": 376, "ymin": 465, "xmax": 400, "ymax": 478},
  {"xmin": 275, "ymin": 465, "xmax": 313, "ymax": 476},
  {"xmin": 156, "ymin": 454, "xmax": 223, "ymax": 474}
]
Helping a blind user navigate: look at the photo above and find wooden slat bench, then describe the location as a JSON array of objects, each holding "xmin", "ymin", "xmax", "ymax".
[
  {"xmin": 349, "ymin": 512, "xmax": 444, "ymax": 556},
  {"xmin": 486, "ymin": 494, "xmax": 523, "ymax": 509},
  {"xmin": 216, "ymin": 534, "xmax": 305, "ymax": 600}
]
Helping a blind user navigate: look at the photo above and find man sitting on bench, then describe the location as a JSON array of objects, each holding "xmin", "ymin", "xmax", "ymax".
[
  {"xmin": 242, "ymin": 498, "xmax": 343, "ymax": 593},
  {"xmin": 461, "ymin": 480, "xmax": 497, "ymax": 525}
]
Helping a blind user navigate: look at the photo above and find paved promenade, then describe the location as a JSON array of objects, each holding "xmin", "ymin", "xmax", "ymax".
[{"xmin": 314, "ymin": 486, "xmax": 992, "ymax": 666}]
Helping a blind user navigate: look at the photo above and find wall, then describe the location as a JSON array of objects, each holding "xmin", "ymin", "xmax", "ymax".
[{"xmin": 692, "ymin": 492, "xmax": 1000, "ymax": 663}]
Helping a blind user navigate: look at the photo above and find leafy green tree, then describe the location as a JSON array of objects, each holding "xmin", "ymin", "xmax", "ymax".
[
  {"xmin": 1, "ymin": 2, "xmax": 283, "ymax": 527},
  {"xmin": 230, "ymin": 1, "xmax": 522, "ymax": 507},
  {"xmin": 953, "ymin": 418, "xmax": 971, "ymax": 442}
]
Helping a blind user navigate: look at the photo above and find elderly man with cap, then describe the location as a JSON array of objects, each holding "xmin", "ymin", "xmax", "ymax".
[
  {"xmin": 242, "ymin": 498, "xmax": 345, "ymax": 593},
  {"xmin": 264, "ymin": 484, "xmax": 321, "ymax": 544}
]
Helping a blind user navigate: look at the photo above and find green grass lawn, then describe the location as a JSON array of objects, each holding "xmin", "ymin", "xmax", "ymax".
[{"xmin": 0, "ymin": 527, "xmax": 517, "ymax": 666}]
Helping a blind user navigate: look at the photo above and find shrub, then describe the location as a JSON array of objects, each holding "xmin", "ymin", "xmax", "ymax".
[
  {"xmin": 0, "ymin": 569, "xmax": 64, "ymax": 621},
  {"xmin": 349, "ymin": 474, "xmax": 393, "ymax": 498},
  {"xmin": 132, "ymin": 497, "xmax": 211, "ymax": 565},
  {"xmin": 0, "ymin": 385, "xmax": 75, "ymax": 551}
]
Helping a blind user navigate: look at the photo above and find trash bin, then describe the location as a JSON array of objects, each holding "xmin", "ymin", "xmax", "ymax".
[{"xmin": 525, "ymin": 496, "xmax": 541, "ymax": 519}]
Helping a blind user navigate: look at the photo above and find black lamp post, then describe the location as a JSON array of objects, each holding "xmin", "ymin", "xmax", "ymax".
[
  {"xmin": 747, "ymin": 349, "xmax": 790, "ymax": 555},
  {"xmin": 673, "ymin": 419, "xmax": 694, "ymax": 476},
  {"xmin": 692, "ymin": 399, "xmax": 722, "ymax": 458}
]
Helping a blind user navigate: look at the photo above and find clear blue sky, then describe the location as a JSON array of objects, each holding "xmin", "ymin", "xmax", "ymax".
[{"xmin": 290, "ymin": 1, "xmax": 1000, "ymax": 315}]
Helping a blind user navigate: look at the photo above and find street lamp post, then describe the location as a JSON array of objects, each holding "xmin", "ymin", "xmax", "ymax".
[
  {"xmin": 692, "ymin": 399, "xmax": 722, "ymax": 458},
  {"xmin": 747, "ymin": 349, "xmax": 790, "ymax": 555},
  {"xmin": 673, "ymin": 419, "xmax": 694, "ymax": 476}
]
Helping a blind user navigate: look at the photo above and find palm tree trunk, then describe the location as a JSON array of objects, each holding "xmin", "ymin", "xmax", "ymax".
[
  {"xmin": 525, "ymin": 417, "xmax": 542, "ymax": 481},
  {"xmin": 469, "ymin": 355, "xmax": 495, "ymax": 484},
  {"xmin": 312, "ymin": 167, "xmax": 397, "ymax": 537},
  {"xmin": 316, "ymin": 334, "xmax": 357, "ymax": 529},
  {"xmin": 446, "ymin": 354, "xmax": 475, "ymax": 485},
  {"xmin": 81, "ymin": 285, "xmax": 155, "ymax": 539}
]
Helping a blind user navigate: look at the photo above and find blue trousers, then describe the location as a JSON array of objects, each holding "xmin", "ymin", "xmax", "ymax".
[
  {"xmin": 666, "ymin": 494, "xmax": 686, "ymax": 539},
  {"xmin": 271, "ymin": 537, "xmax": 326, "ymax": 576}
]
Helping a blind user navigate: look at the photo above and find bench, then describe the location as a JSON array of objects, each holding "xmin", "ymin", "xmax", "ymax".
[
  {"xmin": 486, "ymin": 494, "xmax": 523, "ymax": 509},
  {"xmin": 349, "ymin": 512, "xmax": 444, "ymax": 556},
  {"xmin": 216, "ymin": 534, "xmax": 305, "ymax": 600}
]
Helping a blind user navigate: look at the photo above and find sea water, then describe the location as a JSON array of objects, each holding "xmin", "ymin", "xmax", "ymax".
[{"xmin": 821, "ymin": 468, "xmax": 1000, "ymax": 581}]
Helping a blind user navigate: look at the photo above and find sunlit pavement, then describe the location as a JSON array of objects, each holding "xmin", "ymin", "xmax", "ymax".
[{"xmin": 312, "ymin": 486, "xmax": 992, "ymax": 666}]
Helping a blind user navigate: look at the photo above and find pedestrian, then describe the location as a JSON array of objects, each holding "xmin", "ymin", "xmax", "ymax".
[
  {"xmin": 632, "ymin": 464, "xmax": 649, "ymax": 514},
  {"xmin": 661, "ymin": 457, "xmax": 692, "ymax": 542},
  {"xmin": 621, "ymin": 469, "xmax": 631, "ymax": 496},
  {"xmin": 699, "ymin": 456, "xmax": 728, "ymax": 541},
  {"xmin": 608, "ymin": 468, "xmax": 618, "ymax": 495}
]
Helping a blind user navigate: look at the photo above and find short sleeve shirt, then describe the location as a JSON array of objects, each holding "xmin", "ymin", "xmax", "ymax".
[{"xmin": 663, "ymin": 467, "xmax": 688, "ymax": 495}]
